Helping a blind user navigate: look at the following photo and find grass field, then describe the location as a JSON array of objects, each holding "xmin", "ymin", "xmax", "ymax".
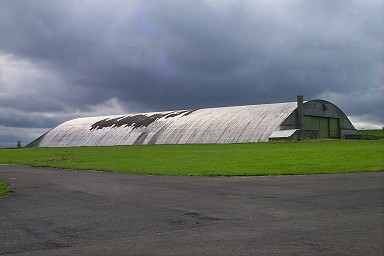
[
  {"xmin": 0, "ymin": 140, "xmax": 383, "ymax": 176},
  {"xmin": 357, "ymin": 129, "xmax": 384, "ymax": 139}
]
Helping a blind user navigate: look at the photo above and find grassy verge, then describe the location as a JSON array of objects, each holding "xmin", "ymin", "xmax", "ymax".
[
  {"xmin": 357, "ymin": 129, "xmax": 384, "ymax": 139},
  {"xmin": 0, "ymin": 182, "xmax": 12, "ymax": 197},
  {"xmin": 0, "ymin": 140, "xmax": 383, "ymax": 176}
]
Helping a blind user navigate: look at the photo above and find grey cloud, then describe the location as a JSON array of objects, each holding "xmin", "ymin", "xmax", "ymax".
[
  {"xmin": 0, "ymin": 0, "xmax": 382, "ymax": 145},
  {"xmin": 0, "ymin": 108, "xmax": 59, "ymax": 129}
]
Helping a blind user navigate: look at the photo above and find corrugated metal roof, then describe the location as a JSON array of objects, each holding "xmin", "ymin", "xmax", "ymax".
[{"xmin": 33, "ymin": 102, "xmax": 298, "ymax": 147}]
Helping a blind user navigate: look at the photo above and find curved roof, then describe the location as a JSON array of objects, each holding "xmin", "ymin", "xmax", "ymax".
[{"xmin": 30, "ymin": 102, "xmax": 298, "ymax": 147}]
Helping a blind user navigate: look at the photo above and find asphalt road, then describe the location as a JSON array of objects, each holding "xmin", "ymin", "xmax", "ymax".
[{"xmin": 0, "ymin": 165, "xmax": 383, "ymax": 256}]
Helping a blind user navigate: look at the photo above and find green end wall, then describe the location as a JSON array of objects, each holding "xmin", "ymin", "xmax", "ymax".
[
  {"xmin": 281, "ymin": 100, "xmax": 356, "ymax": 139},
  {"xmin": 304, "ymin": 116, "xmax": 340, "ymax": 139}
]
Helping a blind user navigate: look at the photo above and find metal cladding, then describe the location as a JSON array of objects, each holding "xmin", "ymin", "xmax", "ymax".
[
  {"xmin": 30, "ymin": 102, "xmax": 297, "ymax": 147},
  {"xmin": 28, "ymin": 99, "xmax": 356, "ymax": 147}
]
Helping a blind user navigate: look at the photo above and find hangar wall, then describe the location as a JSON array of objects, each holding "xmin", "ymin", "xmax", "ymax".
[
  {"xmin": 280, "ymin": 99, "xmax": 356, "ymax": 139},
  {"xmin": 30, "ymin": 103, "xmax": 298, "ymax": 147},
  {"xmin": 28, "ymin": 97, "xmax": 357, "ymax": 147}
]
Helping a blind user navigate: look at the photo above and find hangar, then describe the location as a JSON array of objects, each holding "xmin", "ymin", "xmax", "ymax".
[{"xmin": 28, "ymin": 96, "xmax": 356, "ymax": 147}]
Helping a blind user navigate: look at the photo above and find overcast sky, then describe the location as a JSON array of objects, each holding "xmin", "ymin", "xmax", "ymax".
[{"xmin": 0, "ymin": 0, "xmax": 383, "ymax": 146}]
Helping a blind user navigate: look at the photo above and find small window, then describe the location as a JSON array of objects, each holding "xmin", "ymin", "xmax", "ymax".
[{"xmin": 322, "ymin": 104, "xmax": 328, "ymax": 111}]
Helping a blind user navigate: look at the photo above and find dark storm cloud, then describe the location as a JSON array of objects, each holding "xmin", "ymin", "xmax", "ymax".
[{"xmin": 0, "ymin": 0, "xmax": 382, "ymax": 145}]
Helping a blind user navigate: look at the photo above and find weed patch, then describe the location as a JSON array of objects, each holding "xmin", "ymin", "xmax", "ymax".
[{"xmin": 0, "ymin": 182, "xmax": 13, "ymax": 197}]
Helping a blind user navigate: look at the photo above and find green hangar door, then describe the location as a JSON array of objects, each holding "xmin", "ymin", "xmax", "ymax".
[{"xmin": 304, "ymin": 116, "xmax": 340, "ymax": 139}]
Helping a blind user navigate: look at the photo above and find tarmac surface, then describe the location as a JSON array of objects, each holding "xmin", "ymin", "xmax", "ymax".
[{"xmin": 0, "ymin": 164, "xmax": 383, "ymax": 256}]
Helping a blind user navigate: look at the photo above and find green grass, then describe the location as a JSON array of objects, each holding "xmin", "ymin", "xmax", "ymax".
[
  {"xmin": 0, "ymin": 182, "xmax": 12, "ymax": 197},
  {"xmin": 357, "ymin": 129, "xmax": 384, "ymax": 139},
  {"xmin": 0, "ymin": 140, "xmax": 383, "ymax": 176}
]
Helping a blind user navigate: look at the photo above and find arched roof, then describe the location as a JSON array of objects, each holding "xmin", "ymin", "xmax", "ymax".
[{"xmin": 30, "ymin": 102, "xmax": 298, "ymax": 147}]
